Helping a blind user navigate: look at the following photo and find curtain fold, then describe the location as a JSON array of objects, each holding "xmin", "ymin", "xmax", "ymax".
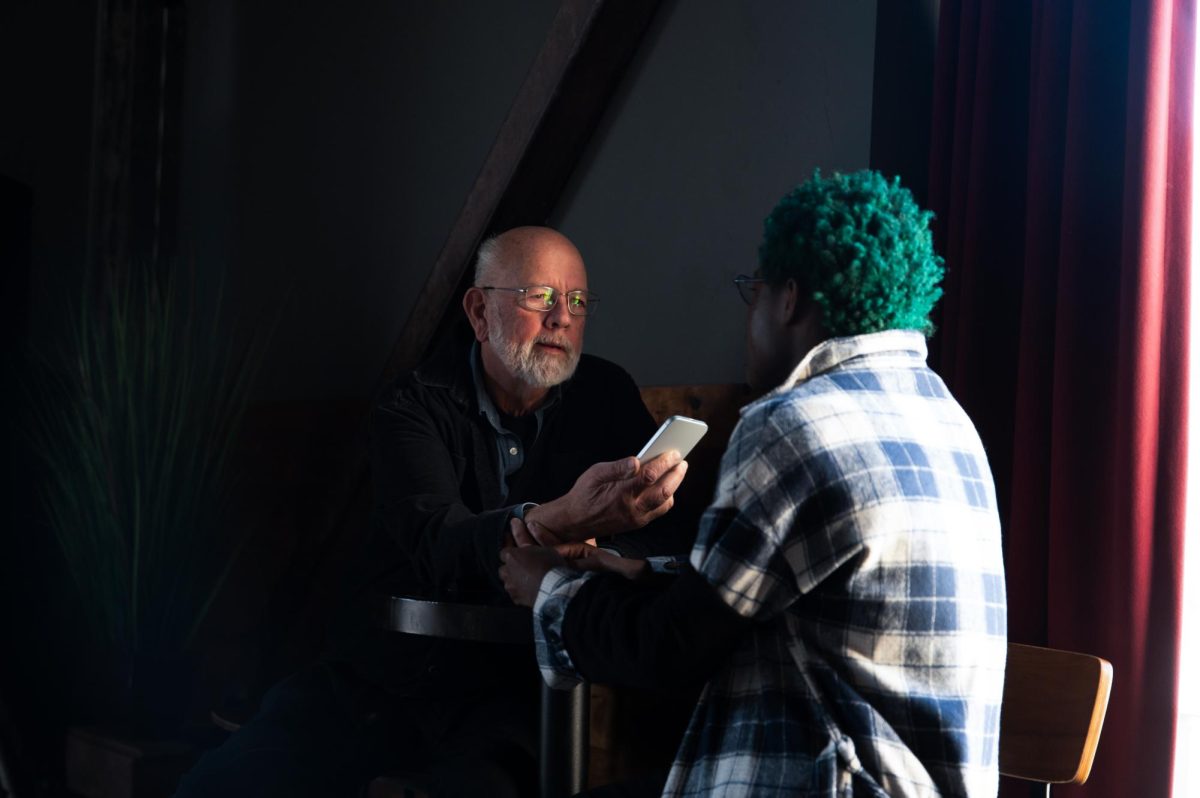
[{"xmin": 929, "ymin": 2, "xmax": 1192, "ymax": 795}]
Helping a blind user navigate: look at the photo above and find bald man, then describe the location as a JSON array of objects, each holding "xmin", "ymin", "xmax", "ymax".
[{"xmin": 176, "ymin": 227, "xmax": 691, "ymax": 797}]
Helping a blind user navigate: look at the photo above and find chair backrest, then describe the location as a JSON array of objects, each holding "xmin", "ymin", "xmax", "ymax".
[{"xmin": 999, "ymin": 642, "xmax": 1113, "ymax": 785}]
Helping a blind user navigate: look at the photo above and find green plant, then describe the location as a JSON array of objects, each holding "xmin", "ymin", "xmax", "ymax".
[{"xmin": 26, "ymin": 267, "xmax": 261, "ymax": 671}]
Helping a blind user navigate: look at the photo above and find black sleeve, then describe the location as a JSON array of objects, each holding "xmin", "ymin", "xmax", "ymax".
[
  {"xmin": 369, "ymin": 396, "xmax": 511, "ymax": 596},
  {"xmin": 561, "ymin": 569, "xmax": 751, "ymax": 691},
  {"xmin": 604, "ymin": 517, "xmax": 695, "ymax": 559}
]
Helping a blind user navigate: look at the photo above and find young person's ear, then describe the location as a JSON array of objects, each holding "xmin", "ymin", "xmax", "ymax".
[
  {"xmin": 781, "ymin": 278, "xmax": 802, "ymax": 324},
  {"xmin": 463, "ymin": 288, "xmax": 490, "ymax": 342}
]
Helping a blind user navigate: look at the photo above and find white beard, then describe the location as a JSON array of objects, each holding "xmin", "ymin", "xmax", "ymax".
[{"xmin": 486, "ymin": 306, "xmax": 580, "ymax": 388}]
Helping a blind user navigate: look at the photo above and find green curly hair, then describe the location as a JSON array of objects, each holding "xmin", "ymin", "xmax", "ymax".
[{"xmin": 758, "ymin": 169, "xmax": 944, "ymax": 337}]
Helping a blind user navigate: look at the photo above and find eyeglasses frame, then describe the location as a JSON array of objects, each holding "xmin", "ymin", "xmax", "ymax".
[
  {"xmin": 733, "ymin": 274, "xmax": 768, "ymax": 305},
  {"xmin": 476, "ymin": 284, "xmax": 598, "ymax": 317}
]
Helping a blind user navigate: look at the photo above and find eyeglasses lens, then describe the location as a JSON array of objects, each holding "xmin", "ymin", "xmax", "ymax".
[{"xmin": 518, "ymin": 286, "xmax": 594, "ymax": 316}]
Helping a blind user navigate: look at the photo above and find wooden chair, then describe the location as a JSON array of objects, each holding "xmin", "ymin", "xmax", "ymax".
[{"xmin": 999, "ymin": 642, "xmax": 1113, "ymax": 795}]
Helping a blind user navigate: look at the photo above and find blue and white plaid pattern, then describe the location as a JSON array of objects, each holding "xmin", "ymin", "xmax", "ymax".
[{"xmin": 535, "ymin": 331, "xmax": 1007, "ymax": 797}]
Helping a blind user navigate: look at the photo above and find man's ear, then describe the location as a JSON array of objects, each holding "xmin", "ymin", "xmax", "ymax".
[{"xmin": 463, "ymin": 288, "xmax": 489, "ymax": 342}]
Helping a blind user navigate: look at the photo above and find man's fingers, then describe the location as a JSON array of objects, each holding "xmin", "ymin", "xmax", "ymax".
[
  {"xmin": 639, "ymin": 450, "xmax": 683, "ymax": 485},
  {"xmin": 633, "ymin": 460, "xmax": 688, "ymax": 514},
  {"xmin": 510, "ymin": 517, "xmax": 538, "ymax": 547},
  {"xmin": 572, "ymin": 550, "xmax": 648, "ymax": 581},
  {"xmin": 629, "ymin": 491, "xmax": 675, "ymax": 525},
  {"xmin": 553, "ymin": 542, "xmax": 596, "ymax": 560},
  {"xmin": 526, "ymin": 520, "xmax": 564, "ymax": 547},
  {"xmin": 658, "ymin": 459, "xmax": 688, "ymax": 497},
  {"xmin": 573, "ymin": 555, "xmax": 614, "ymax": 572}
]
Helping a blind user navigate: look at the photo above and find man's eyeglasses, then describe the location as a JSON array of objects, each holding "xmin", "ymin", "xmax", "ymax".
[
  {"xmin": 477, "ymin": 285, "xmax": 597, "ymax": 317},
  {"xmin": 733, "ymin": 274, "xmax": 767, "ymax": 305}
]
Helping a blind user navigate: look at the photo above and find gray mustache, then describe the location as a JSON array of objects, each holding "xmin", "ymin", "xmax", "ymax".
[{"xmin": 533, "ymin": 336, "xmax": 574, "ymax": 355}]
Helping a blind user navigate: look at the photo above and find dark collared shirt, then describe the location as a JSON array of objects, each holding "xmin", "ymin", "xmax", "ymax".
[{"xmin": 468, "ymin": 342, "xmax": 559, "ymax": 502}]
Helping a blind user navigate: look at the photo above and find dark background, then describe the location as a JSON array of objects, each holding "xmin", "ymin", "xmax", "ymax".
[{"xmin": 0, "ymin": 0, "xmax": 937, "ymax": 791}]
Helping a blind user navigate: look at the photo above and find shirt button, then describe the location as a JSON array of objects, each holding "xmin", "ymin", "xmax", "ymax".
[{"xmin": 509, "ymin": 447, "xmax": 518, "ymax": 455}]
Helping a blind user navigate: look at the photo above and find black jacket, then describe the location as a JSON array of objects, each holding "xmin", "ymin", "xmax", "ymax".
[{"xmin": 333, "ymin": 333, "xmax": 688, "ymax": 693}]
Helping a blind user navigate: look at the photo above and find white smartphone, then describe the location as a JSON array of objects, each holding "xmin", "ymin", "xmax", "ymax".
[{"xmin": 636, "ymin": 415, "xmax": 709, "ymax": 462}]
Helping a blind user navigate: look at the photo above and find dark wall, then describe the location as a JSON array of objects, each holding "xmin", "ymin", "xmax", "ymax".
[
  {"xmin": 0, "ymin": 0, "xmax": 940, "ymax": 424},
  {"xmin": 176, "ymin": 0, "xmax": 937, "ymax": 395},
  {"xmin": 0, "ymin": 0, "xmax": 97, "ymax": 344},
  {"xmin": 179, "ymin": 0, "xmax": 562, "ymax": 401},
  {"xmin": 554, "ymin": 0, "xmax": 878, "ymax": 386},
  {"xmin": 554, "ymin": 0, "xmax": 937, "ymax": 386},
  {"xmin": 179, "ymin": 0, "xmax": 939, "ymax": 397},
  {"xmin": 0, "ymin": 0, "xmax": 100, "ymax": 787}
]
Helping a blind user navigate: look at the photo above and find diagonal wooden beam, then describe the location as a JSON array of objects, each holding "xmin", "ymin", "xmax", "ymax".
[{"xmin": 379, "ymin": 0, "xmax": 664, "ymax": 386}]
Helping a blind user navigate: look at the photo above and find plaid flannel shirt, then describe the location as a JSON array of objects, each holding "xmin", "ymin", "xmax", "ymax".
[{"xmin": 534, "ymin": 330, "xmax": 1007, "ymax": 797}]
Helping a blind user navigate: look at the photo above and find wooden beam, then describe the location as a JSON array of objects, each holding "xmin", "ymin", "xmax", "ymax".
[{"xmin": 379, "ymin": 0, "xmax": 664, "ymax": 386}]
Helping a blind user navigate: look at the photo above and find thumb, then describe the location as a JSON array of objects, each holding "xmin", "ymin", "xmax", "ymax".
[{"xmin": 526, "ymin": 521, "xmax": 564, "ymax": 547}]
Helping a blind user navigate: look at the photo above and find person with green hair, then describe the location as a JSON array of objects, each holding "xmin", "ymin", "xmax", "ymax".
[{"xmin": 501, "ymin": 170, "xmax": 1007, "ymax": 797}]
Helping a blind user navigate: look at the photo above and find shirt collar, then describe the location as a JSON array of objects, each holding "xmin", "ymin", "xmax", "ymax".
[
  {"xmin": 469, "ymin": 342, "xmax": 560, "ymax": 432},
  {"xmin": 759, "ymin": 329, "xmax": 929, "ymax": 402}
]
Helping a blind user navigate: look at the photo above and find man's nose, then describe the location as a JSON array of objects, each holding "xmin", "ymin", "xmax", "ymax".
[{"xmin": 544, "ymin": 298, "xmax": 572, "ymax": 328}]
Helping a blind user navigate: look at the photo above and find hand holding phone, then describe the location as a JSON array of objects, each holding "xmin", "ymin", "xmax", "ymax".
[
  {"xmin": 523, "ymin": 416, "xmax": 703, "ymax": 540},
  {"xmin": 637, "ymin": 415, "xmax": 708, "ymax": 463}
]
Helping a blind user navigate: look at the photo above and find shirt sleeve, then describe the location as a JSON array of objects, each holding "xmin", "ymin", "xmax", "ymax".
[
  {"xmin": 690, "ymin": 401, "xmax": 857, "ymax": 620},
  {"xmin": 534, "ymin": 565, "xmax": 750, "ymax": 691},
  {"xmin": 532, "ymin": 566, "xmax": 593, "ymax": 689}
]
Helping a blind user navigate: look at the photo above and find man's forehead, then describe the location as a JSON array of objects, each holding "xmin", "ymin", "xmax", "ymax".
[{"xmin": 501, "ymin": 244, "xmax": 588, "ymax": 287}]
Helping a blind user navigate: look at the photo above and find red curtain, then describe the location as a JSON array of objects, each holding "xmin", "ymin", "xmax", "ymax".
[{"xmin": 929, "ymin": 1, "xmax": 1193, "ymax": 796}]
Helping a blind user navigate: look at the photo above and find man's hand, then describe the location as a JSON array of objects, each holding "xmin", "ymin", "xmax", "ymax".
[
  {"xmin": 512, "ymin": 517, "xmax": 650, "ymax": 582},
  {"xmin": 524, "ymin": 451, "xmax": 688, "ymax": 542},
  {"xmin": 499, "ymin": 545, "xmax": 566, "ymax": 608},
  {"xmin": 500, "ymin": 518, "xmax": 651, "ymax": 606}
]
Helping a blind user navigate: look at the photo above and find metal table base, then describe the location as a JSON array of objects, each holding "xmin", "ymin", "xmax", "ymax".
[{"xmin": 381, "ymin": 595, "xmax": 588, "ymax": 797}]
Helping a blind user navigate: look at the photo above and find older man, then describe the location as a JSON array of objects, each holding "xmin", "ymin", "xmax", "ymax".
[
  {"xmin": 175, "ymin": 227, "xmax": 689, "ymax": 797},
  {"xmin": 502, "ymin": 172, "xmax": 1007, "ymax": 797}
]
